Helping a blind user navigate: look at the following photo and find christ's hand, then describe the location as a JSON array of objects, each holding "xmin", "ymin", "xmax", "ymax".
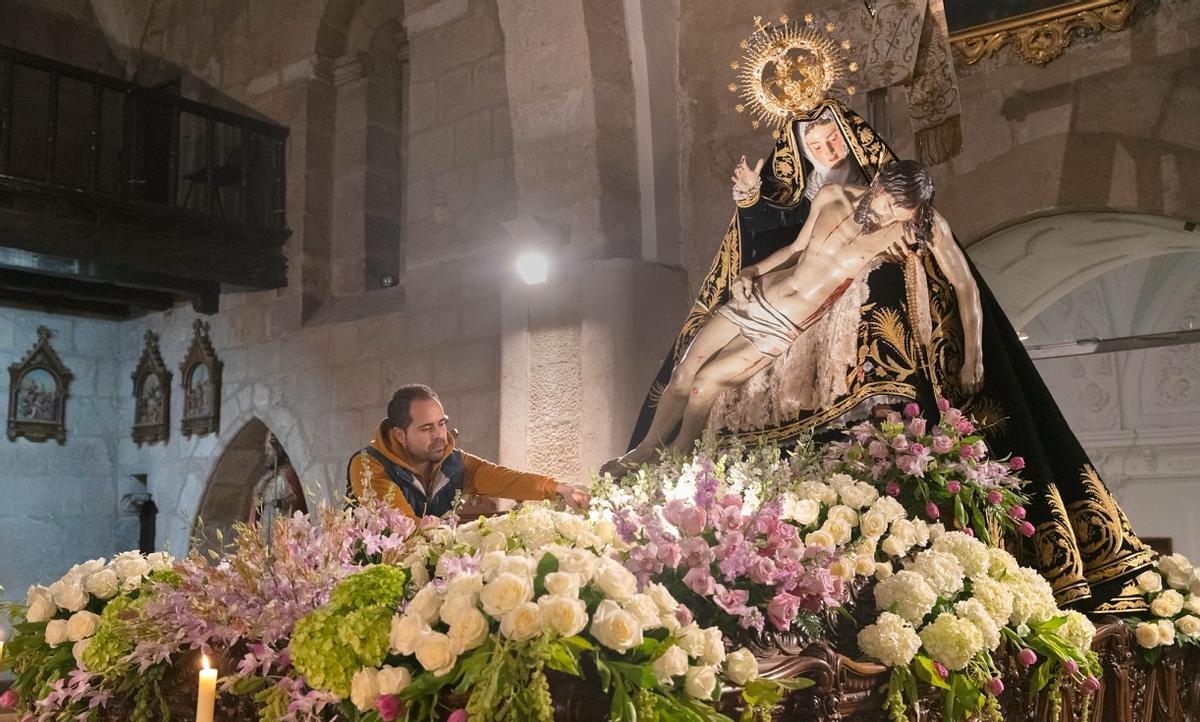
[
  {"xmin": 731, "ymin": 268, "xmax": 756, "ymax": 302},
  {"xmin": 731, "ymin": 155, "xmax": 764, "ymax": 193},
  {"xmin": 960, "ymin": 353, "xmax": 983, "ymax": 394}
]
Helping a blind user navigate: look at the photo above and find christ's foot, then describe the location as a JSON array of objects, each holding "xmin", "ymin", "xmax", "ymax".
[{"xmin": 598, "ymin": 455, "xmax": 635, "ymax": 479}]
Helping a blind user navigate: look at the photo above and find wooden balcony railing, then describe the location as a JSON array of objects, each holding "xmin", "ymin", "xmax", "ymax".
[{"xmin": 0, "ymin": 45, "xmax": 287, "ymax": 231}]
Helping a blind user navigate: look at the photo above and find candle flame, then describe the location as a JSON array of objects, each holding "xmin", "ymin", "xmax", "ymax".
[{"xmin": 201, "ymin": 654, "xmax": 211, "ymax": 670}]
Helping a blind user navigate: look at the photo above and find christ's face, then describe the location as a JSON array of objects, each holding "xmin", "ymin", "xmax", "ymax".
[
  {"xmin": 803, "ymin": 123, "xmax": 848, "ymax": 168},
  {"xmin": 868, "ymin": 191, "xmax": 917, "ymax": 226}
]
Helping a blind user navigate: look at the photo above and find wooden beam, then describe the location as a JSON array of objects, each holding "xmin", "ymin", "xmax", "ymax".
[
  {"xmin": 0, "ymin": 288, "xmax": 132, "ymax": 318},
  {"xmin": 0, "ymin": 269, "xmax": 175, "ymax": 310}
]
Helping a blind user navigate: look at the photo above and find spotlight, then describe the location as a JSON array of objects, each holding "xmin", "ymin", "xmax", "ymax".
[
  {"xmin": 515, "ymin": 251, "xmax": 550, "ymax": 285},
  {"xmin": 379, "ymin": 274, "xmax": 398, "ymax": 288},
  {"xmin": 1017, "ymin": 330, "xmax": 1030, "ymax": 342}
]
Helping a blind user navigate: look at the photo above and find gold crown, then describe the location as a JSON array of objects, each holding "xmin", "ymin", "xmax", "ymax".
[{"xmin": 729, "ymin": 15, "xmax": 858, "ymax": 130}]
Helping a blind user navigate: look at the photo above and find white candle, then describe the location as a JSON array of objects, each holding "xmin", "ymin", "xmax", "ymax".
[{"xmin": 196, "ymin": 655, "xmax": 217, "ymax": 722}]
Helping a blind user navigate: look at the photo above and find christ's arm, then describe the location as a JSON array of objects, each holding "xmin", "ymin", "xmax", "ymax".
[{"xmin": 927, "ymin": 212, "xmax": 984, "ymax": 393}]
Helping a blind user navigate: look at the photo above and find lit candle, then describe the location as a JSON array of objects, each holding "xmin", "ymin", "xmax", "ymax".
[{"xmin": 196, "ymin": 655, "xmax": 217, "ymax": 722}]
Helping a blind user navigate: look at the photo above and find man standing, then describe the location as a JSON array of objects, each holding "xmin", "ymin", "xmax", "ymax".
[{"xmin": 348, "ymin": 384, "xmax": 589, "ymax": 518}]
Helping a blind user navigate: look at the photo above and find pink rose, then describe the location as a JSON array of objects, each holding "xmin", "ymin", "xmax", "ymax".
[
  {"xmin": 892, "ymin": 435, "xmax": 909, "ymax": 451},
  {"xmin": 946, "ymin": 480, "xmax": 961, "ymax": 494},
  {"xmin": 748, "ymin": 556, "xmax": 778, "ymax": 585},
  {"xmin": 767, "ymin": 592, "xmax": 802, "ymax": 631},
  {"xmin": 886, "ymin": 481, "xmax": 901, "ymax": 497},
  {"xmin": 714, "ymin": 587, "xmax": 751, "ymax": 617},
  {"xmin": 1008, "ymin": 505, "xmax": 1026, "ymax": 521},
  {"xmin": 903, "ymin": 403, "xmax": 921, "ymax": 418},
  {"xmin": 907, "ymin": 418, "xmax": 927, "ymax": 437},
  {"xmin": 931, "ymin": 435, "xmax": 953, "ymax": 454},
  {"xmin": 985, "ymin": 677, "xmax": 1004, "ymax": 695},
  {"xmin": 937, "ymin": 397, "xmax": 951, "ymax": 412},
  {"xmin": 1010, "ymin": 456, "xmax": 1026, "ymax": 470},
  {"xmin": 378, "ymin": 695, "xmax": 405, "ymax": 721},
  {"xmin": 959, "ymin": 444, "xmax": 975, "ymax": 460},
  {"xmin": 957, "ymin": 419, "xmax": 975, "ymax": 434},
  {"xmin": 665, "ymin": 500, "xmax": 708, "ymax": 537},
  {"xmin": 869, "ymin": 440, "xmax": 890, "ymax": 459},
  {"xmin": 683, "ymin": 566, "xmax": 716, "ymax": 596},
  {"xmin": 987, "ymin": 490, "xmax": 1003, "ymax": 505},
  {"xmin": 658, "ymin": 542, "xmax": 683, "ymax": 569},
  {"xmin": 1019, "ymin": 521, "xmax": 1036, "ymax": 537},
  {"xmin": 1017, "ymin": 648, "xmax": 1038, "ymax": 666}
]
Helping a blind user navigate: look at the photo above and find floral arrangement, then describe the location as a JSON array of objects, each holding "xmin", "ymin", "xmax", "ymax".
[
  {"xmin": 1, "ymin": 551, "xmax": 176, "ymax": 719},
  {"xmin": 1126, "ymin": 553, "xmax": 1200, "ymax": 663},
  {"xmin": 295, "ymin": 504, "xmax": 802, "ymax": 722},
  {"xmin": 857, "ymin": 531, "xmax": 1100, "ymax": 722}
]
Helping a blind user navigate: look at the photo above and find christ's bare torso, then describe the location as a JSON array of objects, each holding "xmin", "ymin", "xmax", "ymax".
[{"xmin": 748, "ymin": 186, "xmax": 908, "ymax": 325}]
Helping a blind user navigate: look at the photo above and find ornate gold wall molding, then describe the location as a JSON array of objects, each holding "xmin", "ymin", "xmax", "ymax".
[{"xmin": 951, "ymin": 0, "xmax": 1137, "ymax": 66}]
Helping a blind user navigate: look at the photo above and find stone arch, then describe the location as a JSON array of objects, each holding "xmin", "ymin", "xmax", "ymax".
[{"xmin": 190, "ymin": 417, "xmax": 274, "ymax": 552}]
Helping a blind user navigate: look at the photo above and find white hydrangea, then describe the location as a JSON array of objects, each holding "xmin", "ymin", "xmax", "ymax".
[
  {"xmin": 968, "ymin": 577, "xmax": 1015, "ymax": 628},
  {"xmin": 1005, "ymin": 567, "xmax": 1059, "ymax": 626},
  {"xmin": 858, "ymin": 612, "xmax": 922, "ymax": 667},
  {"xmin": 953, "ymin": 599, "xmax": 1000, "ymax": 651},
  {"xmin": 986, "ymin": 547, "xmax": 1019, "ymax": 578},
  {"xmin": 905, "ymin": 550, "xmax": 965, "ymax": 598},
  {"xmin": 918, "ymin": 613, "xmax": 985, "ymax": 671},
  {"xmin": 931, "ymin": 532, "xmax": 990, "ymax": 578},
  {"xmin": 874, "ymin": 571, "xmax": 937, "ymax": 625},
  {"xmin": 1059, "ymin": 610, "xmax": 1096, "ymax": 654}
]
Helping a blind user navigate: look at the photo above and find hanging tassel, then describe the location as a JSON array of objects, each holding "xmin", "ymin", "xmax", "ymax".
[{"xmin": 914, "ymin": 115, "xmax": 963, "ymax": 166}]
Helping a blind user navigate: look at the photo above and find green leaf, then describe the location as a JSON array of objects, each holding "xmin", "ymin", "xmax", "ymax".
[
  {"xmin": 953, "ymin": 496, "xmax": 967, "ymax": 529},
  {"xmin": 1029, "ymin": 661, "xmax": 1053, "ymax": 693},
  {"xmin": 231, "ymin": 676, "xmax": 269, "ymax": 695},
  {"xmin": 593, "ymin": 655, "xmax": 613, "ymax": 692},
  {"xmin": 913, "ymin": 656, "xmax": 951, "ymax": 690},
  {"xmin": 546, "ymin": 641, "xmax": 581, "ymax": 678},
  {"xmin": 561, "ymin": 635, "xmax": 596, "ymax": 652}
]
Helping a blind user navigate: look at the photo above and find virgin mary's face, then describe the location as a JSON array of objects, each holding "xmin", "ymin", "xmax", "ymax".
[{"xmin": 803, "ymin": 122, "xmax": 849, "ymax": 168}]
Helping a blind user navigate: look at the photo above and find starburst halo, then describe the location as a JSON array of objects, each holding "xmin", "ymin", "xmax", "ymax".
[{"xmin": 729, "ymin": 14, "xmax": 858, "ymax": 130}]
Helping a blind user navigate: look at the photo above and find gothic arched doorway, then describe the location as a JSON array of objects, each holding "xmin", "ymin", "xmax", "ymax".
[{"xmin": 190, "ymin": 418, "xmax": 307, "ymax": 553}]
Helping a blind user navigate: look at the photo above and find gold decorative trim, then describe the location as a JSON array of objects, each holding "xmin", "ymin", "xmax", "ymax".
[{"xmin": 950, "ymin": 0, "xmax": 1137, "ymax": 66}]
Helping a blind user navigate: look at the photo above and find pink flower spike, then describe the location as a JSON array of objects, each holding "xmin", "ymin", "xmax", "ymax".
[
  {"xmin": 925, "ymin": 501, "xmax": 941, "ymax": 520},
  {"xmin": 933, "ymin": 661, "xmax": 948, "ymax": 679},
  {"xmin": 1010, "ymin": 456, "xmax": 1026, "ymax": 470},
  {"xmin": 946, "ymin": 480, "xmax": 962, "ymax": 494},
  {"xmin": 903, "ymin": 402, "xmax": 921, "ymax": 418},
  {"xmin": 937, "ymin": 397, "xmax": 951, "ymax": 412},
  {"xmin": 1083, "ymin": 676, "xmax": 1101, "ymax": 695},
  {"xmin": 1064, "ymin": 659, "xmax": 1079, "ymax": 675},
  {"xmin": 886, "ymin": 481, "xmax": 901, "ymax": 497},
  {"xmin": 1008, "ymin": 505, "xmax": 1026, "ymax": 521},
  {"xmin": 447, "ymin": 710, "xmax": 470, "ymax": 722},
  {"xmin": 987, "ymin": 490, "xmax": 1003, "ymax": 505},
  {"xmin": 0, "ymin": 689, "xmax": 17, "ymax": 710},
  {"xmin": 1019, "ymin": 521, "xmax": 1036, "ymax": 538},
  {"xmin": 985, "ymin": 677, "xmax": 1004, "ymax": 695},
  {"xmin": 1017, "ymin": 648, "xmax": 1038, "ymax": 666}
]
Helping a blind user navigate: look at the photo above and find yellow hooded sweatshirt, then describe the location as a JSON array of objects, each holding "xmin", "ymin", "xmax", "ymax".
[{"xmin": 347, "ymin": 418, "xmax": 558, "ymax": 518}]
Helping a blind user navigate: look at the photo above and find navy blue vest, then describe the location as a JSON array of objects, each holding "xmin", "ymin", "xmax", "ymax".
[{"xmin": 347, "ymin": 447, "xmax": 465, "ymax": 518}]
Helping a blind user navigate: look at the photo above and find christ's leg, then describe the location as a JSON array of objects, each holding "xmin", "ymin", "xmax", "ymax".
[{"xmin": 670, "ymin": 338, "xmax": 772, "ymax": 454}]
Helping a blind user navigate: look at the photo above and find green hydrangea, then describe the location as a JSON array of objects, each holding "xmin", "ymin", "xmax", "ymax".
[
  {"xmin": 291, "ymin": 603, "xmax": 393, "ymax": 698},
  {"xmin": 328, "ymin": 565, "xmax": 407, "ymax": 609},
  {"xmin": 82, "ymin": 595, "xmax": 137, "ymax": 677}
]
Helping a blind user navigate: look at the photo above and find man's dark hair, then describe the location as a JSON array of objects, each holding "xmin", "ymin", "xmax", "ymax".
[
  {"xmin": 387, "ymin": 384, "xmax": 439, "ymax": 430},
  {"xmin": 861, "ymin": 159, "xmax": 936, "ymax": 247}
]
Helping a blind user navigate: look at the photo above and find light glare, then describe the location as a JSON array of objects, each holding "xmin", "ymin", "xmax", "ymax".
[{"xmin": 515, "ymin": 251, "xmax": 549, "ymax": 285}]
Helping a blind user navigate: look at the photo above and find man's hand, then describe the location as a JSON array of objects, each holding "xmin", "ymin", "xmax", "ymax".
[
  {"xmin": 731, "ymin": 155, "xmax": 764, "ymax": 193},
  {"xmin": 960, "ymin": 353, "xmax": 983, "ymax": 394},
  {"xmin": 730, "ymin": 268, "xmax": 756, "ymax": 302},
  {"xmin": 556, "ymin": 483, "xmax": 591, "ymax": 512}
]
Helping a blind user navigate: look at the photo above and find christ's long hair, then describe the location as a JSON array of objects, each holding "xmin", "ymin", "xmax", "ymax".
[{"xmin": 857, "ymin": 160, "xmax": 935, "ymax": 248}]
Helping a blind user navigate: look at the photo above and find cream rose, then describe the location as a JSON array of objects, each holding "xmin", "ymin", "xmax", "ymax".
[
  {"xmin": 1136, "ymin": 621, "xmax": 1162, "ymax": 648},
  {"xmin": 804, "ymin": 530, "xmax": 835, "ymax": 550},
  {"xmin": 1137, "ymin": 571, "xmax": 1164, "ymax": 594},
  {"xmin": 84, "ymin": 569, "xmax": 119, "ymax": 600},
  {"xmin": 49, "ymin": 578, "xmax": 88, "ymax": 613},
  {"xmin": 350, "ymin": 667, "xmax": 381, "ymax": 711},
  {"xmin": 645, "ymin": 583, "xmax": 679, "ymax": 613},
  {"xmin": 594, "ymin": 558, "xmax": 638, "ymax": 602},
  {"xmin": 447, "ymin": 608, "xmax": 491, "ymax": 653},
  {"xmin": 406, "ymin": 586, "xmax": 444, "ymax": 625},
  {"xmin": 678, "ymin": 624, "xmax": 707, "ymax": 658},
  {"xmin": 590, "ymin": 599, "xmax": 643, "ymax": 652},
  {"xmin": 880, "ymin": 534, "xmax": 912, "ymax": 559},
  {"xmin": 1158, "ymin": 619, "xmax": 1177, "ymax": 646},
  {"xmin": 652, "ymin": 644, "xmax": 689, "ymax": 683},
  {"xmin": 538, "ymin": 594, "xmax": 588, "ymax": 637},
  {"xmin": 497, "ymin": 555, "xmax": 536, "ymax": 579},
  {"xmin": 66, "ymin": 611, "xmax": 101, "ymax": 641},
  {"xmin": 624, "ymin": 594, "xmax": 662, "ymax": 630},
  {"xmin": 854, "ymin": 555, "xmax": 878, "ymax": 577},
  {"xmin": 72, "ymin": 638, "xmax": 92, "ymax": 669},
  {"xmin": 1187, "ymin": 595, "xmax": 1200, "ymax": 614},
  {"xmin": 440, "ymin": 593, "xmax": 478, "ymax": 627},
  {"xmin": 480, "ymin": 573, "xmax": 534, "ymax": 617},
  {"xmin": 859, "ymin": 510, "xmax": 889, "ymax": 539},
  {"xmin": 822, "ymin": 519, "xmax": 853, "ymax": 545},
  {"xmin": 684, "ymin": 665, "xmax": 718, "ymax": 699},
  {"xmin": 783, "ymin": 498, "xmax": 820, "ymax": 526},
  {"xmin": 446, "ymin": 573, "xmax": 484, "ymax": 597},
  {"xmin": 389, "ymin": 614, "xmax": 427, "ymax": 656},
  {"xmin": 544, "ymin": 571, "xmax": 581, "ymax": 597},
  {"xmin": 415, "ymin": 631, "xmax": 458, "ymax": 676},
  {"xmin": 1152, "ymin": 589, "xmax": 1185, "ymax": 618},
  {"xmin": 700, "ymin": 627, "xmax": 726, "ymax": 666},
  {"xmin": 25, "ymin": 585, "xmax": 57, "ymax": 623},
  {"xmin": 500, "ymin": 602, "xmax": 542, "ymax": 642},
  {"xmin": 1158, "ymin": 554, "xmax": 1194, "ymax": 590},
  {"xmin": 725, "ymin": 648, "xmax": 759, "ymax": 685},
  {"xmin": 1177, "ymin": 615, "xmax": 1200, "ymax": 639},
  {"xmin": 45, "ymin": 619, "xmax": 70, "ymax": 647},
  {"xmin": 828, "ymin": 558, "xmax": 855, "ymax": 582},
  {"xmin": 376, "ymin": 665, "xmax": 412, "ymax": 696},
  {"xmin": 874, "ymin": 562, "xmax": 894, "ymax": 580}
]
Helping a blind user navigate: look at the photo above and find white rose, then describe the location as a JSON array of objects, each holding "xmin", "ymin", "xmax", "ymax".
[
  {"xmin": 66, "ymin": 611, "xmax": 101, "ymax": 641},
  {"xmin": 406, "ymin": 586, "xmax": 444, "ymax": 625},
  {"xmin": 684, "ymin": 665, "xmax": 718, "ymax": 699},
  {"xmin": 446, "ymin": 573, "xmax": 484, "ymax": 597},
  {"xmin": 544, "ymin": 571, "xmax": 581, "ymax": 597},
  {"xmin": 49, "ymin": 578, "xmax": 88, "ymax": 613},
  {"xmin": 1186, "ymin": 595, "xmax": 1200, "ymax": 614},
  {"xmin": 1177, "ymin": 615, "xmax": 1200, "ymax": 639},
  {"xmin": 783, "ymin": 498, "xmax": 821, "ymax": 526},
  {"xmin": 652, "ymin": 644, "xmax": 689, "ymax": 683},
  {"xmin": 645, "ymin": 583, "xmax": 679, "ymax": 613},
  {"xmin": 112, "ymin": 556, "xmax": 151, "ymax": 585},
  {"xmin": 678, "ymin": 624, "xmax": 707, "ymax": 658},
  {"xmin": 25, "ymin": 585, "xmax": 57, "ymax": 623},
  {"xmin": 854, "ymin": 555, "xmax": 878, "ymax": 577},
  {"xmin": 441, "ymin": 593, "xmax": 479, "ymax": 627},
  {"xmin": 72, "ymin": 638, "xmax": 92, "ymax": 669},
  {"xmin": 480, "ymin": 532, "xmax": 508, "ymax": 553},
  {"xmin": 590, "ymin": 599, "xmax": 643, "ymax": 652},
  {"xmin": 538, "ymin": 594, "xmax": 589, "ymax": 637},
  {"xmin": 350, "ymin": 667, "xmax": 381, "ymax": 711},
  {"xmin": 880, "ymin": 534, "xmax": 911, "ymax": 559},
  {"xmin": 889, "ymin": 519, "xmax": 917, "ymax": 546},
  {"xmin": 1158, "ymin": 554, "xmax": 1194, "ymax": 590},
  {"xmin": 594, "ymin": 558, "xmax": 639, "ymax": 602},
  {"xmin": 500, "ymin": 602, "xmax": 543, "ymax": 642},
  {"xmin": 822, "ymin": 519, "xmax": 853, "ymax": 545},
  {"xmin": 45, "ymin": 619, "xmax": 70, "ymax": 647},
  {"xmin": 827, "ymin": 505, "xmax": 859, "ymax": 526},
  {"xmin": 1158, "ymin": 619, "xmax": 1177, "ymax": 646},
  {"xmin": 870, "ymin": 497, "xmax": 907, "ymax": 524},
  {"xmin": 1136, "ymin": 621, "xmax": 1162, "ymax": 648},
  {"xmin": 559, "ymin": 549, "xmax": 600, "ymax": 583},
  {"xmin": 859, "ymin": 510, "xmax": 889, "ymax": 539},
  {"xmin": 911, "ymin": 520, "xmax": 931, "ymax": 547},
  {"xmin": 804, "ymin": 530, "xmax": 835, "ymax": 550},
  {"xmin": 874, "ymin": 561, "xmax": 894, "ymax": 580},
  {"xmin": 700, "ymin": 627, "xmax": 726, "ymax": 666},
  {"xmin": 84, "ymin": 569, "xmax": 119, "ymax": 600},
  {"xmin": 389, "ymin": 614, "xmax": 427, "ymax": 656},
  {"xmin": 555, "ymin": 514, "xmax": 588, "ymax": 541},
  {"xmin": 447, "ymin": 608, "xmax": 491, "ymax": 653},
  {"xmin": 415, "ymin": 631, "xmax": 458, "ymax": 676},
  {"xmin": 480, "ymin": 550, "xmax": 507, "ymax": 579},
  {"xmin": 1137, "ymin": 571, "xmax": 1164, "ymax": 594},
  {"xmin": 926, "ymin": 523, "xmax": 946, "ymax": 542},
  {"xmin": 71, "ymin": 559, "xmax": 106, "ymax": 578},
  {"xmin": 376, "ymin": 665, "xmax": 412, "ymax": 696},
  {"xmin": 725, "ymin": 648, "xmax": 758, "ymax": 685},
  {"xmin": 1190, "ymin": 574, "xmax": 1200, "ymax": 598},
  {"xmin": 146, "ymin": 551, "xmax": 173, "ymax": 571},
  {"xmin": 624, "ymin": 594, "xmax": 662, "ymax": 630},
  {"xmin": 1152, "ymin": 589, "xmax": 1185, "ymax": 618},
  {"xmin": 497, "ymin": 555, "xmax": 536, "ymax": 579},
  {"xmin": 480, "ymin": 573, "xmax": 534, "ymax": 617},
  {"xmin": 829, "ymin": 558, "xmax": 855, "ymax": 582}
]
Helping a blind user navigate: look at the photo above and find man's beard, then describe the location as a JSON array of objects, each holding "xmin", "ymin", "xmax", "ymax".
[{"xmin": 853, "ymin": 192, "xmax": 882, "ymax": 233}]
